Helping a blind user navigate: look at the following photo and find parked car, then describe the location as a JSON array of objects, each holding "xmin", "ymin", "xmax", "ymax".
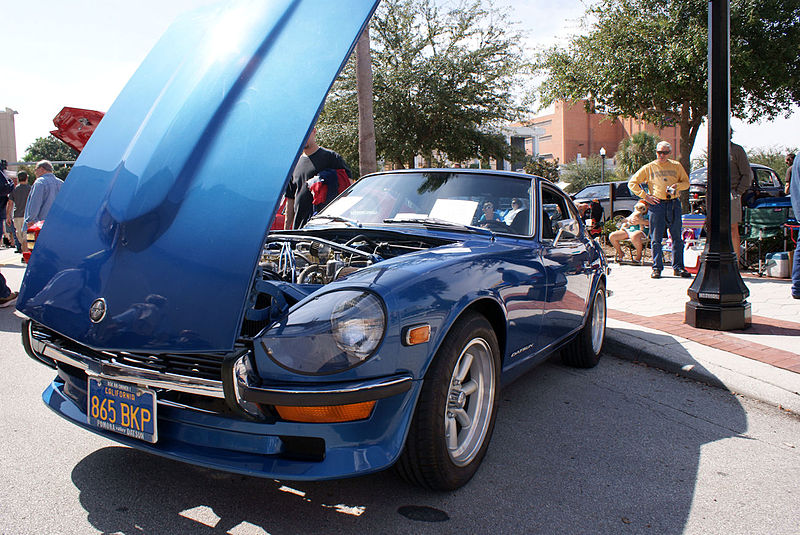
[
  {"xmin": 688, "ymin": 163, "xmax": 785, "ymax": 214},
  {"xmin": 571, "ymin": 180, "xmax": 638, "ymax": 222},
  {"xmin": 16, "ymin": 1, "xmax": 608, "ymax": 491}
]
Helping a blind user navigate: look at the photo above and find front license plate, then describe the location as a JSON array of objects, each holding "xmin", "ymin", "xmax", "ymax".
[{"xmin": 87, "ymin": 377, "xmax": 157, "ymax": 443}]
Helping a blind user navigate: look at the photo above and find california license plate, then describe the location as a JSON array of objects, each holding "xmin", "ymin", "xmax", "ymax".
[{"xmin": 88, "ymin": 377, "xmax": 157, "ymax": 443}]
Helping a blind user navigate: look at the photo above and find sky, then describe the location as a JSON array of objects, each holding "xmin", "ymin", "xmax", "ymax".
[{"xmin": 3, "ymin": 0, "xmax": 798, "ymax": 162}]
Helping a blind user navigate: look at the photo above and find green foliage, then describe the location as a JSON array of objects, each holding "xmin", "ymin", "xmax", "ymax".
[
  {"xmin": 614, "ymin": 132, "xmax": 660, "ymax": 178},
  {"xmin": 560, "ymin": 155, "xmax": 605, "ymax": 193},
  {"xmin": 602, "ymin": 218, "xmax": 619, "ymax": 240},
  {"xmin": 747, "ymin": 146, "xmax": 798, "ymax": 179},
  {"xmin": 523, "ymin": 156, "xmax": 560, "ymax": 181},
  {"xmin": 23, "ymin": 136, "xmax": 78, "ymax": 180},
  {"xmin": 318, "ymin": 0, "xmax": 529, "ymax": 170},
  {"xmin": 535, "ymin": 0, "xmax": 800, "ymax": 175}
]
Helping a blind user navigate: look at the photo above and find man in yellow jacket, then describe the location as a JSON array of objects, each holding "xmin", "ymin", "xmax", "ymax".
[{"xmin": 628, "ymin": 141, "xmax": 691, "ymax": 279}]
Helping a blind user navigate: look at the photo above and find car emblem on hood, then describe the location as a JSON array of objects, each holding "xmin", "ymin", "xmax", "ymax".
[{"xmin": 90, "ymin": 299, "xmax": 107, "ymax": 323}]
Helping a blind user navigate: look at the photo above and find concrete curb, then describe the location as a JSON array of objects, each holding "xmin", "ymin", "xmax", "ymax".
[{"xmin": 605, "ymin": 319, "xmax": 800, "ymax": 415}]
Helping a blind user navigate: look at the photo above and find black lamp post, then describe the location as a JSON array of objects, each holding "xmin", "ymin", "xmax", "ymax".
[
  {"xmin": 685, "ymin": 0, "xmax": 750, "ymax": 330},
  {"xmin": 599, "ymin": 147, "xmax": 606, "ymax": 183}
]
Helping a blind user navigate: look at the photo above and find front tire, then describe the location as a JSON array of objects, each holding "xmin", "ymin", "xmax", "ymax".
[
  {"xmin": 395, "ymin": 312, "xmax": 500, "ymax": 490},
  {"xmin": 562, "ymin": 281, "xmax": 606, "ymax": 368}
]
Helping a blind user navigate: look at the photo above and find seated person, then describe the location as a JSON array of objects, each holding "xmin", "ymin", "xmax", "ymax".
[
  {"xmin": 478, "ymin": 201, "xmax": 502, "ymax": 223},
  {"xmin": 503, "ymin": 198, "xmax": 525, "ymax": 225},
  {"xmin": 608, "ymin": 201, "xmax": 649, "ymax": 263}
]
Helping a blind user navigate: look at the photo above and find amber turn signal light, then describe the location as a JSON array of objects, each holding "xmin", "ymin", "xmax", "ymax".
[
  {"xmin": 403, "ymin": 324, "xmax": 430, "ymax": 346},
  {"xmin": 275, "ymin": 401, "xmax": 376, "ymax": 423}
]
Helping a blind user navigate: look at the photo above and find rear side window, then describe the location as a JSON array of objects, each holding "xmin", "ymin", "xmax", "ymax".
[
  {"xmin": 615, "ymin": 182, "xmax": 634, "ymax": 198},
  {"xmin": 753, "ymin": 168, "xmax": 778, "ymax": 188}
]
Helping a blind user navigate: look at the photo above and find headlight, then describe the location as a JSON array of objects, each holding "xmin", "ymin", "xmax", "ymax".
[
  {"xmin": 261, "ymin": 290, "xmax": 386, "ymax": 375},
  {"xmin": 330, "ymin": 292, "xmax": 385, "ymax": 359}
]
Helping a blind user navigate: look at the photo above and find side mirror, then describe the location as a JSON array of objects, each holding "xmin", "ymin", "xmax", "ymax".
[{"xmin": 554, "ymin": 218, "xmax": 579, "ymax": 245}]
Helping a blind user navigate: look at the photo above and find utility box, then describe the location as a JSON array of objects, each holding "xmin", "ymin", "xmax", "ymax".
[{"xmin": 764, "ymin": 252, "xmax": 790, "ymax": 278}]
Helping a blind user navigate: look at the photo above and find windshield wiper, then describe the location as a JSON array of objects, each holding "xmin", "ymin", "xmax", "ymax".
[
  {"xmin": 383, "ymin": 217, "xmax": 493, "ymax": 237},
  {"xmin": 308, "ymin": 214, "xmax": 362, "ymax": 228}
]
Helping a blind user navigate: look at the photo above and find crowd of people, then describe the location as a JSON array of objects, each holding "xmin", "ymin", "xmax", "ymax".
[
  {"xmin": 612, "ymin": 137, "xmax": 797, "ymax": 301},
  {"xmin": 0, "ymin": 160, "xmax": 64, "ymax": 308}
]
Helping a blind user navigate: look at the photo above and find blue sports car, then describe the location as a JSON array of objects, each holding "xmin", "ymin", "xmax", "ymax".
[{"xmin": 17, "ymin": 0, "xmax": 607, "ymax": 490}]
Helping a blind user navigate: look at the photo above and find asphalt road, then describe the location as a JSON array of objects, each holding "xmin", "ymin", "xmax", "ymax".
[{"xmin": 1, "ymin": 308, "xmax": 799, "ymax": 534}]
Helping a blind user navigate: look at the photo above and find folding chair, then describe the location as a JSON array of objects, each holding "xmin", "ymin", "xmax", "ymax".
[
  {"xmin": 742, "ymin": 206, "xmax": 789, "ymax": 276},
  {"xmin": 682, "ymin": 214, "xmax": 705, "ymax": 240},
  {"xmin": 682, "ymin": 214, "xmax": 706, "ymax": 273}
]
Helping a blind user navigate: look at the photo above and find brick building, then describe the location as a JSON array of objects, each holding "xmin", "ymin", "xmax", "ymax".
[{"xmin": 524, "ymin": 100, "xmax": 681, "ymax": 165}]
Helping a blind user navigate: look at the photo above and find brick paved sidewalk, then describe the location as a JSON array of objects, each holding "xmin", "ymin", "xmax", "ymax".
[
  {"xmin": 609, "ymin": 310, "xmax": 800, "ymax": 374},
  {"xmin": 606, "ymin": 263, "xmax": 800, "ymax": 376}
]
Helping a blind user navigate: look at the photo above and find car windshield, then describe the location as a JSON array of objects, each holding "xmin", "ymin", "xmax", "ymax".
[
  {"xmin": 313, "ymin": 171, "xmax": 534, "ymax": 235},
  {"xmin": 574, "ymin": 184, "xmax": 608, "ymax": 200},
  {"xmin": 689, "ymin": 168, "xmax": 708, "ymax": 183}
]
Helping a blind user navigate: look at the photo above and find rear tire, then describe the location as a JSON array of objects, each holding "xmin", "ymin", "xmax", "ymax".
[
  {"xmin": 562, "ymin": 281, "xmax": 606, "ymax": 368},
  {"xmin": 395, "ymin": 312, "xmax": 500, "ymax": 490}
]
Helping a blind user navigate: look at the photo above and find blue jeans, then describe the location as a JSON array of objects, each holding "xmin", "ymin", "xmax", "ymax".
[
  {"xmin": 792, "ymin": 237, "xmax": 800, "ymax": 297},
  {"xmin": 7, "ymin": 219, "xmax": 20, "ymax": 250},
  {"xmin": 649, "ymin": 198, "xmax": 684, "ymax": 272}
]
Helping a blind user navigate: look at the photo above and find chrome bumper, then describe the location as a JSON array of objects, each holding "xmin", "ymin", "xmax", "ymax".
[
  {"xmin": 23, "ymin": 320, "xmax": 226, "ymax": 399},
  {"xmin": 23, "ymin": 320, "xmax": 414, "ymax": 409},
  {"xmin": 236, "ymin": 373, "xmax": 413, "ymax": 406}
]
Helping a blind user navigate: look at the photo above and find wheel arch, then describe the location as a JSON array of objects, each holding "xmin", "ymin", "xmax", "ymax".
[
  {"xmin": 422, "ymin": 297, "xmax": 507, "ymax": 380},
  {"xmin": 463, "ymin": 298, "xmax": 507, "ymax": 367}
]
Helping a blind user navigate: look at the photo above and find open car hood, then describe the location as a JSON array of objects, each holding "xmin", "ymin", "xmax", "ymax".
[
  {"xmin": 50, "ymin": 107, "xmax": 106, "ymax": 153},
  {"xmin": 17, "ymin": 0, "xmax": 380, "ymax": 352}
]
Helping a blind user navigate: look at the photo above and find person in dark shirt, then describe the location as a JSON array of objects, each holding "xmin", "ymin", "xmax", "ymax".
[
  {"xmin": 7, "ymin": 171, "xmax": 32, "ymax": 254},
  {"xmin": 284, "ymin": 127, "xmax": 351, "ymax": 229}
]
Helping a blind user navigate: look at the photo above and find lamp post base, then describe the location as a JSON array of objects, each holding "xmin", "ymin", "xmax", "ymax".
[{"xmin": 685, "ymin": 300, "xmax": 751, "ymax": 331}]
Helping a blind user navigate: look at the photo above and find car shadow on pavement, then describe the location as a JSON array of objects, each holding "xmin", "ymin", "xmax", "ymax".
[
  {"xmin": 0, "ymin": 307, "xmax": 23, "ymax": 334},
  {"xmin": 70, "ymin": 356, "xmax": 747, "ymax": 535}
]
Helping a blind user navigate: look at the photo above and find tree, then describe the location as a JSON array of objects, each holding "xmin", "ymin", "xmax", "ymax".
[
  {"xmin": 747, "ymin": 146, "xmax": 798, "ymax": 180},
  {"xmin": 614, "ymin": 132, "xmax": 660, "ymax": 178},
  {"xmin": 560, "ymin": 156, "xmax": 605, "ymax": 194},
  {"xmin": 318, "ymin": 0, "xmax": 528, "ymax": 169},
  {"xmin": 535, "ymin": 0, "xmax": 800, "ymax": 178},
  {"xmin": 23, "ymin": 135, "xmax": 78, "ymax": 180},
  {"xmin": 523, "ymin": 156, "xmax": 560, "ymax": 182},
  {"xmin": 355, "ymin": 27, "xmax": 377, "ymax": 176}
]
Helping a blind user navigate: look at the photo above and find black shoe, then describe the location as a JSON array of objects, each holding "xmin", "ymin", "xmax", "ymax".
[
  {"xmin": 651, "ymin": 270, "xmax": 661, "ymax": 279},
  {"xmin": 674, "ymin": 268, "xmax": 692, "ymax": 278}
]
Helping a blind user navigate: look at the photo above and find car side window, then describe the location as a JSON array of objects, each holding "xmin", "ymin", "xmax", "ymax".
[
  {"xmin": 540, "ymin": 186, "xmax": 574, "ymax": 240},
  {"xmin": 754, "ymin": 168, "xmax": 771, "ymax": 188},
  {"xmin": 616, "ymin": 183, "xmax": 634, "ymax": 199}
]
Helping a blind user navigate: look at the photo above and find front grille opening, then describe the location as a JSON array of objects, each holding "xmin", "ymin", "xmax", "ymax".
[
  {"xmin": 115, "ymin": 351, "xmax": 227, "ymax": 381},
  {"xmin": 279, "ymin": 436, "xmax": 326, "ymax": 462},
  {"xmin": 32, "ymin": 323, "xmax": 231, "ymax": 383}
]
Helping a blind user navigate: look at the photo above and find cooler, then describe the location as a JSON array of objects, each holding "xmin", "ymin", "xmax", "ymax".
[{"xmin": 764, "ymin": 252, "xmax": 790, "ymax": 278}]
